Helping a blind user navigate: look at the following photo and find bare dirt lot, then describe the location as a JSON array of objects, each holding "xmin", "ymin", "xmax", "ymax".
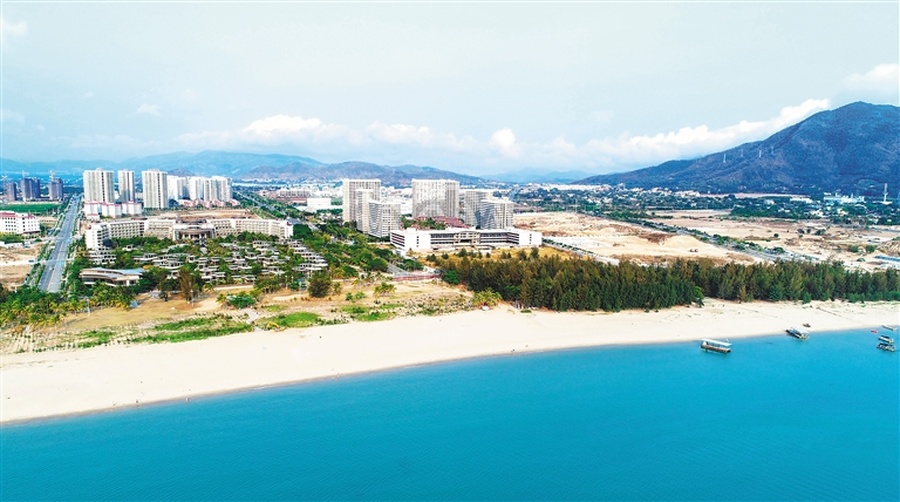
[
  {"xmin": 648, "ymin": 210, "xmax": 900, "ymax": 271},
  {"xmin": 515, "ymin": 212, "xmax": 758, "ymax": 265},
  {"xmin": 0, "ymin": 245, "xmax": 41, "ymax": 289}
]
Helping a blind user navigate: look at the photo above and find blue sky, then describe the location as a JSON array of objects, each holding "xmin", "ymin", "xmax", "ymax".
[{"xmin": 1, "ymin": 2, "xmax": 897, "ymax": 175}]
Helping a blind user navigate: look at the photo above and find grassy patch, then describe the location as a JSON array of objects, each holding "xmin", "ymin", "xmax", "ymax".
[
  {"xmin": 137, "ymin": 320, "xmax": 252, "ymax": 343},
  {"xmin": 341, "ymin": 305, "xmax": 395, "ymax": 322},
  {"xmin": 267, "ymin": 311, "xmax": 320, "ymax": 329},
  {"xmin": 263, "ymin": 305, "xmax": 286, "ymax": 313},
  {"xmin": 78, "ymin": 329, "xmax": 116, "ymax": 348},
  {"xmin": 153, "ymin": 317, "xmax": 217, "ymax": 332}
]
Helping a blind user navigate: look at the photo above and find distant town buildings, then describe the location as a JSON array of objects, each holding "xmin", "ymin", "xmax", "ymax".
[
  {"xmin": 48, "ymin": 175, "xmax": 64, "ymax": 201},
  {"xmin": 19, "ymin": 177, "xmax": 41, "ymax": 202},
  {"xmin": 0, "ymin": 211, "xmax": 40, "ymax": 235},
  {"xmin": 412, "ymin": 179, "xmax": 459, "ymax": 218},
  {"xmin": 2, "ymin": 180, "xmax": 17, "ymax": 203}
]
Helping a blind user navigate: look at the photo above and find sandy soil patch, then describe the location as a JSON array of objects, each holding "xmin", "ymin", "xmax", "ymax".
[{"xmin": 515, "ymin": 212, "xmax": 757, "ymax": 265}]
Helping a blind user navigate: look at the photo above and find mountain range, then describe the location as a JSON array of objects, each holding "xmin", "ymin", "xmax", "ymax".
[
  {"xmin": 1, "ymin": 102, "xmax": 896, "ymax": 194},
  {"xmin": 578, "ymin": 102, "xmax": 898, "ymax": 196}
]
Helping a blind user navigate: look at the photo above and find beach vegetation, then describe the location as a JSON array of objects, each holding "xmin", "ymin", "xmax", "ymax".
[
  {"xmin": 434, "ymin": 254, "xmax": 900, "ymax": 312},
  {"xmin": 138, "ymin": 316, "xmax": 252, "ymax": 343},
  {"xmin": 307, "ymin": 272, "xmax": 333, "ymax": 298},
  {"xmin": 267, "ymin": 311, "xmax": 320, "ymax": 329}
]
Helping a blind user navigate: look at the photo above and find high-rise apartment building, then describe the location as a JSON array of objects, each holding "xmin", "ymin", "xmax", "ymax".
[
  {"xmin": 353, "ymin": 189, "xmax": 376, "ymax": 233},
  {"xmin": 342, "ymin": 179, "xmax": 381, "ymax": 224},
  {"xmin": 478, "ymin": 199, "xmax": 515, "ymax": 230},
  {"xmin": 141, "ymin": 169, "xmax": 169, "ymax": 209},
  {"xmin": 48, "ymin": 176, "xmax": 64, "ymax": 201},
  {"xmin": 83, "ymin": 168, "xmax": 115, "ymax": 203},
  {"xmin": 368, "ymin": 200, "xmax": 402, "ymax": 238},
  {"xmin": 412, "ymin": 179, "xmax": 459, "ymax": 218},
  {"xmin": 187, "ymin": 176, "xmax": 205, "ymax": 201},
  {"xmin": 19, "ymin": 177, "xmax": 41, "ymax": 201},
  {"xmin": 117, "ymin": 170, "xmax": 135, "ymax": 202},
  {"xmin": 205, "ymin": 176, "xmax": 233, "ymax": 202},
  {"xmin": 3, "ymin": 180, "xmax": 18, "ymax": 203},
  {"xmin": 167, "ymin": 175, "xmax": 188, "ymax": 201},
  {"xmin": 461, "ymin": 189, "xmax": 493, "ymax": 226}
]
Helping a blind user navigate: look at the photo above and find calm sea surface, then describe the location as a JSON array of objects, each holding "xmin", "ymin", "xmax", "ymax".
[{"xmin": 2, "ymin": 328, "xmax": 898, "ymax": 500}]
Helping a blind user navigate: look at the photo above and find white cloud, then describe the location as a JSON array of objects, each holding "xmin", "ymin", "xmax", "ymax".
[
  {"xmin": 489, "ymin": 128, "xmax": 521, "ymax": 158},
  {"xmin": 0, "ymin": 17, "xmax": 27, "ymax": 43},
  {"xmin": 176, "ymin": 98, "xmax": 829, "ymax": 172},
  {"xmin": 0, "ymin": 108, "xmax": 25, "ymax": 123},
  {"xmin": 136, "ymin": 103, "xmax": 161, "ymax": 116},
  {"xmin": 843, "ymin": 63, "xmax": 899, "ymax": 94}
]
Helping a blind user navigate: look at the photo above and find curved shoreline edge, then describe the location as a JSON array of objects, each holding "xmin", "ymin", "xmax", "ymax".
[{"xmin": 2, "ymin": 300, "xmax": 898, "ymax": 425}]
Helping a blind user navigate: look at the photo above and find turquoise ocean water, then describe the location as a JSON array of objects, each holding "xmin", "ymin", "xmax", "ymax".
[{"xmin": 1, "ymin": 328, "xmax": 897, "ymax": 500}]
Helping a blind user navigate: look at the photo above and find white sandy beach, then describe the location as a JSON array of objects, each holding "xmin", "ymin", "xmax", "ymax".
[{"xmin": 1, "ymin": 300, "xmax": 897, "ymax": 424}]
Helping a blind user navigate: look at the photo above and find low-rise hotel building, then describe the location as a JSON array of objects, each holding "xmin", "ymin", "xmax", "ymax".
[
  {"xmin": 85, "ymin": 217, "xmax": 293, "ymax": 249},
  {"xmin": 390, "ymin": 227, "xmax": 542, "ymax": 252}
]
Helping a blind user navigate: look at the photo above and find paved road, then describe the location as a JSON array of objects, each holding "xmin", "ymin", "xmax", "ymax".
[{"xmin": 38, "ymin": 195, "xmax": 81, "ymax": 293}]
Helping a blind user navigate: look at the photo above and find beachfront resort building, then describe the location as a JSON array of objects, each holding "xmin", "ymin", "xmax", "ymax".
[
  {"xmin": 412, "ymin": 179, "xmax": 459, "ymax": 218},
  {"xmin": 0, "ymin": 211, "xmax": 40, "ymax": 235},
  {"xmin": 84, "ymin": 217, "xmax": 294, "ymax": 250},
  {"xmin": 390, "ymin": 227, "xmax": 542, "ymax": 253}
]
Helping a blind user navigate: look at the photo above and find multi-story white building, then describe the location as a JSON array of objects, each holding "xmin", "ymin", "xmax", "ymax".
[
  {"xmin": 0, "ymin": 211, "xmax": 40, "ymax": 235},
  {"xmin": 390, "ymin": 227, "xmax": 541, "ymax": 252},
  {"xmin": 166, "ymin": 175, "xmax": 189, "ymax": 201},
  {"xmin": 141, "ymin": 170, "xmax": 169, "ymax": 209},
  {"xmin": 84, "ymin": 217, "xmax": 294, "ymax": 249},
  {"xmin": 117, "ymin": 170, "xmax": 135, "ymax": 202},
  {"xmin": 353, "ymin": 189, "xmax": 376, "ymax": 233},
  {"xmin": 187, "ymin": 176, "xmax": 205, "ymax": 201},
  {"xmin": 342, "ymin": 179, "xmax": 381, "ymax": 224},
  {"xmin": 83, "ymin": 168, "xmax": 115, "ymax": 203},
  {"xmin": 368, "ymin": 200, "xmax": 401, "ymax": 238},
  {"xmin": 205, "ymin": 176, "xmax": 233, "ymax": 202},
  {"xmin": 412, "ymin": 179, "xmax": 459, "ymax": 218},
  {"xmin": 83, "ymin": 201, "xmax": 143, "ymax": 219},
  {"xmin": 461, "ymin": 189, "xmax": 493, "ymax": 226},
  {"xmin": 48, "ymin": 176, "xmax": 64, "ymax": 201},
  {"xmin": 478, "ymin": 199, "xmax": 515, "ymax": 230}
]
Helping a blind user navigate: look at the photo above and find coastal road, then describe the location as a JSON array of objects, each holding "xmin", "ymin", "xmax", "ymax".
[{"xmin": 37, "ymin": 195, "xmax": 81, "ymax": 293}]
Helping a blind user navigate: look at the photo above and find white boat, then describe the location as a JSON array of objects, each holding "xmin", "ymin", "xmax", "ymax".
[
  {"xmin": 786, "ymin": 327, "xmax": 810, "ymax": 340},
  {"xmin": 877, "ymin": 335, "xmax": 896, "ymax": 352},
  {"xmin": 700, "ymin": 339, "xmax": 732, "ymax": 354}
]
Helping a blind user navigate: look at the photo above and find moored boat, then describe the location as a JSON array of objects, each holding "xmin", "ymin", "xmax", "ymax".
[
  {"xmin": 786, "ymin": 327, "xmax": 810, "ymax": 340},
  {"xmin": 877, "ymin": 335, "xmax": 896, "ymax": 352},
  {"xmin": 700, "ymin": 339, "xmax": 732, "ymax": 354}
]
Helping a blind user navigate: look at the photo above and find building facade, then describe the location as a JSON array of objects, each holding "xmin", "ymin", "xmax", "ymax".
[
  {"xmin": 83, "ymin": 168, "xmax": 115, "ymax": 203},
  {"xmin": 478, "ymin": 199, "xmax": 515, "ymax": 229},
  {"xmin": 2, "ymin": 180, "xmax": 18, "ymax": 203},
  {"xmin": 48, "ymin": 177, "xmax": 64, "ymax": 201},
  {"xmin": 84, "ymin": 217, "xmax": 294, "ymax": 249},
  {"xmin": 368, "ymin": 200, "xmax": 402, "ymax": 238},
  {"xmin": 390, "ymin": 227, "xmax": 541, "ymax": 252},
  {"xmin": 117, "ymin": 170, "xmax": 136, "ymax": 202},
  {"xmin": 141, "ymin": 170, "xmax": 169, "ymax": 209},
  {"xmin": 0, "ymin": 211, "xmax": 40, "ymax": 235},
  {"xmin": 461, "ymin": 189, "xmax": 493, "ymax": 226},
  {"xmin": 341, "ymin": 179, "xmax": 381, "ymax": 224},
  {"xmin": 412, "ymin": 179, "xmax": 459, "ymax": 218}
]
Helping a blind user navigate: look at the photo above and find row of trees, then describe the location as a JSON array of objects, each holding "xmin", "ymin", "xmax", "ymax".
[{"xmin": 436, "ymin": 253, "xmax": 900, "ymax": 312}]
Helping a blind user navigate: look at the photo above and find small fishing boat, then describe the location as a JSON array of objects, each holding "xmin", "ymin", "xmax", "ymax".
[
  {"xmin": 877, "ymin": 335, "xmax": 896, "ymax": 352},
  {"xmin": 786, "ymin": 327, "xmax": 810, "ymax": 340},
  {"xmin": 700, "ymin": 339, "xmax": 732, "ymax": 354},
  {"xmin": 882, "ymin": 325, "xmax": 897, "ymax": 332}
]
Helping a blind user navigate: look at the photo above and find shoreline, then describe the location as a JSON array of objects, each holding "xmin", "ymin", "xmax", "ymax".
[{"xmin": 2, "ymin": 300, "xmax": 898, "ymax": 425}]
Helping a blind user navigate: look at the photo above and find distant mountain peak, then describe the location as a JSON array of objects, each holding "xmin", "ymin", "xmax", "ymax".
[{"xmin": 579, "ymin": 102, "xmax": 899, "ymax": 196}]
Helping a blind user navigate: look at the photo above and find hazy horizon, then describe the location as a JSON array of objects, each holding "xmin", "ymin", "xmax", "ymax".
[{"xmin": 1, "ymin": 3, "xmax": 897, "ymax": 175}]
